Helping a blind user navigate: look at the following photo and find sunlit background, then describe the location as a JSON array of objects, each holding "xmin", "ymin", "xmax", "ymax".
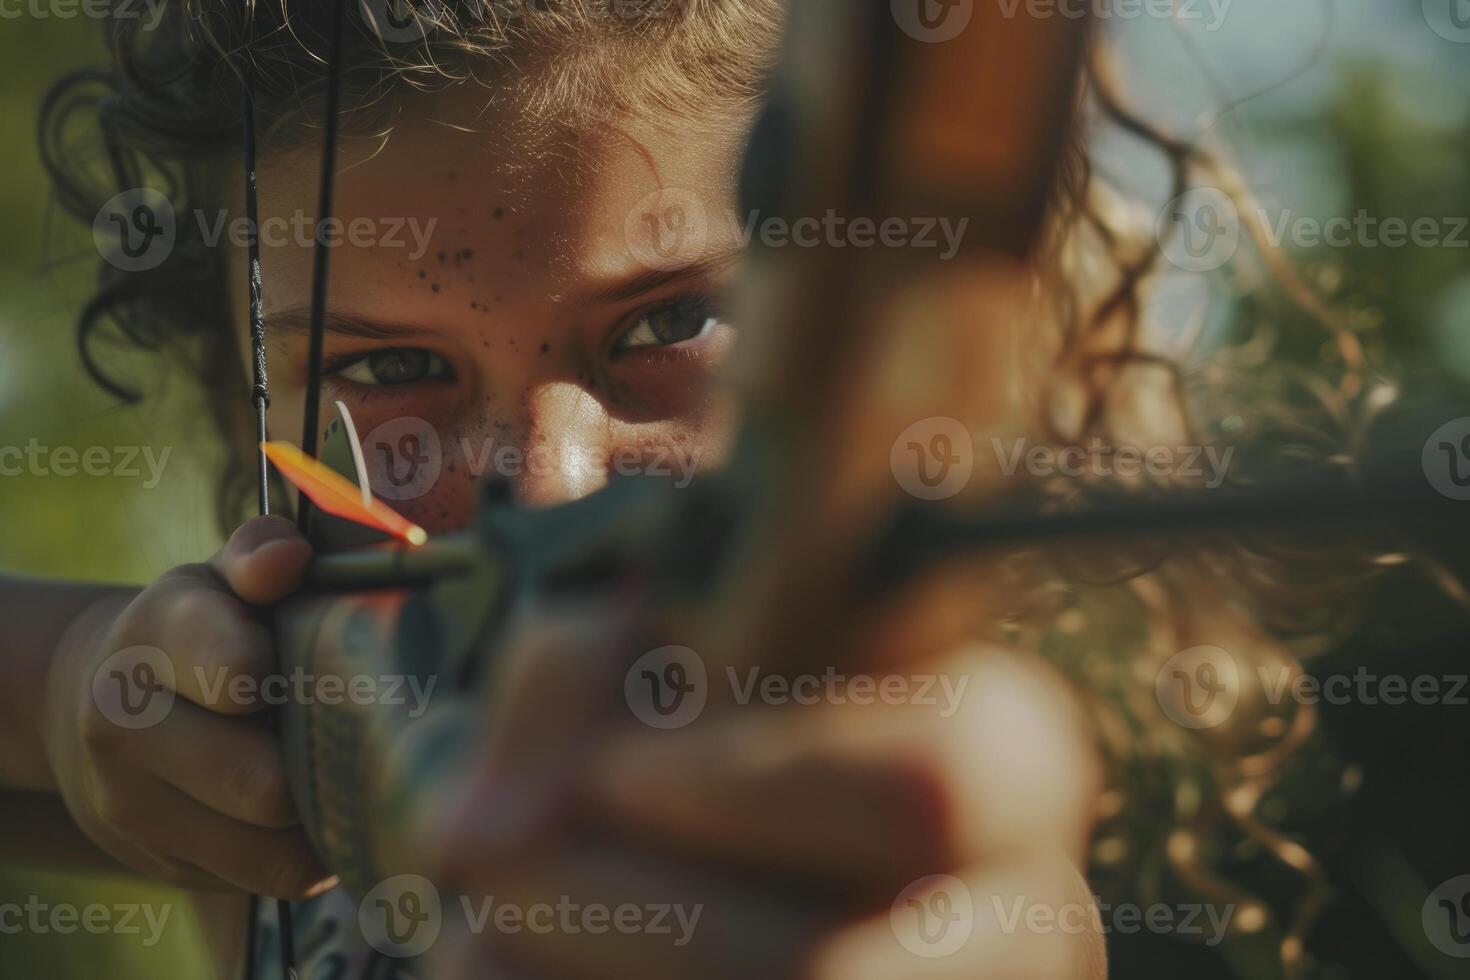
[{"xmin": 2, "ymin": 2, "xmax": 1468, "ymax": 977}]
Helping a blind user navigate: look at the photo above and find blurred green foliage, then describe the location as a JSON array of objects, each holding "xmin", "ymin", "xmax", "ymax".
[{"xmin": 0, "ymin": 17, "xmax": 214, "ymax": 980}]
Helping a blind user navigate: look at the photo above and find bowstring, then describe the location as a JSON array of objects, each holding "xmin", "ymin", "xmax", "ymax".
[
  {"xmin": 244, "ymin": 56, "xmax": 270, "ymax": 515},
  {"xmin": 278, "ymin": 0, "xmax": 347, "ymax": 971},
  {"xmin": 241, "ymin": 0, "xmax": 348, "ymax": 974},
  {"xmin": 241, "ymin": 44, "xmax": 277, "ymax": 980},
  {"xmin": 297, "ymin": 0, "xmax": 350, "ymax": 534}
]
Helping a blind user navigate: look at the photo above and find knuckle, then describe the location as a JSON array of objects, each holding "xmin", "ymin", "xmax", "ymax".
[
  {"xmin": 155, "ymin": 579, "xmax": 222, "ymax": 631},
  {"xmin": 155, "ymin": 562, "xmax": 215, "ymax": 592}
]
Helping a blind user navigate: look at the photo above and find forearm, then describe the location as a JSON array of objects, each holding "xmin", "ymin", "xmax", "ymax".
[
  {"xmin": 0, "ymin": 575, "xmax": 135, "ymax": 791},
  {"xmin": 0, "ymin": 788, "xmax": 125, "ymax": 872}
]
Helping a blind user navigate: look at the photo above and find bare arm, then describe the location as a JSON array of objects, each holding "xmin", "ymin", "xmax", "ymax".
[
  {"xmin": 0, "ymin": 575, "xmax": 133, "ymax": 791},
  {"xmin": 0, "ymin": 517, "xmax": 331, "ymax": 897},
  {"xmin": 0, "ymin": 576, "xmax": 133, "ymax": 868}
]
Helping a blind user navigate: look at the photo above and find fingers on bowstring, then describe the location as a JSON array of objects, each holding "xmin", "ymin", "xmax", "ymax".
[{"xmin": 210, "ymin": 514, "xmax": 314, "ymax": 605}]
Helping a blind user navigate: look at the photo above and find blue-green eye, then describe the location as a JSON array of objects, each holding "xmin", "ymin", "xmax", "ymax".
[
  {"xmin": 614, "ymin": 297, "xmax": 723, "ymax": 354},
  {"xmin": 335, "ymin": 349, "xmax": 452, "ymax": 386}
]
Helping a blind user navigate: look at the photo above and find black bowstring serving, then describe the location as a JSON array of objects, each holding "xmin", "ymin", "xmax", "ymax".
[{"xmin": 244, "ymin": 59, "xmax": 270, "ymax": 516}]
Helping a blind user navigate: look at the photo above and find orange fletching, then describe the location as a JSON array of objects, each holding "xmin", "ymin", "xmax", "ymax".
[{"xmin": 262, "ymin": 441, "xmax": 427, "ymax": 546}]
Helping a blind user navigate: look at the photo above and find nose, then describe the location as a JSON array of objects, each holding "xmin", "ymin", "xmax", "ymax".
[{"xmin": 507, "ymin": 381, "xmax": 614, "ymax": 508}]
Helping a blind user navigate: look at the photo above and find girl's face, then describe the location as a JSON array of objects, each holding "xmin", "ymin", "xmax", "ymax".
[{"xmin": 233, "ymin": 88, "xmax": 748, "ymax": 534}]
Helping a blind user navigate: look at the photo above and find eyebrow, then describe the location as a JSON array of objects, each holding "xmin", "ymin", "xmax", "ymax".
[
  {"xmin": 590, "ymin": 248, "xmax": 743, "ymax": 304},
  {"xmin": 266, "ymin": 308, "xmax": 432, "ymax": 342},
  {"xmin": 264, "ymin": 246, "xmax": 745, "ymax": 338}
]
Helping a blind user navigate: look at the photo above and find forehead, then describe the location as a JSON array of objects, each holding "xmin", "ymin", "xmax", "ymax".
[{"xmin": 251, "ymin": 87, "xmax": 749, "ymax": 315}]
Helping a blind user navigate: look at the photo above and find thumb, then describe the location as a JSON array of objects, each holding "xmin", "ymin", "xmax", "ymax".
[{"xmin": 210, "ymin": 515, "xmax": 315, "ymax": 605}]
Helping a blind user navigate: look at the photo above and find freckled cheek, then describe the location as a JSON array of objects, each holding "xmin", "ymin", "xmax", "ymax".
[
  {"xmin": 384, "ymin": 457, "xmax": 480, "ymax": 535},
  {"xmin": 351, "ymin": 412, "xmax": 484, "ymax": 535}
]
